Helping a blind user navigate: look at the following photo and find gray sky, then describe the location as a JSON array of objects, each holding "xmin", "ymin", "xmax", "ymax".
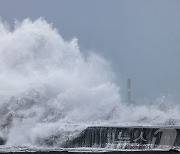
[{"xmin": 0, "ymin": 0, "xmax": 180, "ymax": 102}]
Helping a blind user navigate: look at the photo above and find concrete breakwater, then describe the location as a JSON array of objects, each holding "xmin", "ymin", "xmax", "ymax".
[{"xmin": 64, "ymin": 126, "xmax": 180, "ymax": 149}]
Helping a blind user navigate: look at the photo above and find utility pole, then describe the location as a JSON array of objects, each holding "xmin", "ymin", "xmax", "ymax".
[{"xmin": 127, "ymin": 79, "xmax": 131, "ymax": 105}]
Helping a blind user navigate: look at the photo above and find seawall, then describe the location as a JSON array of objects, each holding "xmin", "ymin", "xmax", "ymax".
[{"xmin": 64, "ymin": 126, "xmax": 180, "ymax": 150}]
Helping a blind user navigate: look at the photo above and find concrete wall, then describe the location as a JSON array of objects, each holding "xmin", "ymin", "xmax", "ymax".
[{"xmin": 65, "ymin": 126, "xmax": 180, "ymax": 149}]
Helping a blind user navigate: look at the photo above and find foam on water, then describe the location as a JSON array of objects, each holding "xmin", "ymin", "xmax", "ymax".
[{"xmin": 0, "ymin": 18, "xmax": 179, "ymax": 147}]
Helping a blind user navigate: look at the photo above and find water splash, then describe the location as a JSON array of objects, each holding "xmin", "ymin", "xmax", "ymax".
[
  {"xmin": 0, "ymin": 18, "xmax": 179, "ymax": 147},
  {"xmin": 0, "ymin": 18, "xmax": 120, "ymax": 146}
]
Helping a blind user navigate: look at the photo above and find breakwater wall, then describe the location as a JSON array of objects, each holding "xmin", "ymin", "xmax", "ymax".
[{"xmin": 65, "ymin": 126, "xmax": 180, "ymax": 149}]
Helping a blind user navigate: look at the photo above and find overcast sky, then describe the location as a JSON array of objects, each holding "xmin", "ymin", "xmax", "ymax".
[{"xmin": 0, "ymin": 0, "xmax": 180, "ymax": 102}]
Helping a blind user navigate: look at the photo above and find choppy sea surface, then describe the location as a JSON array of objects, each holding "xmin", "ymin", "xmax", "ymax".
[{"xmin": 0, "ymin": 146, "xmax": 177, "ymax": 153}]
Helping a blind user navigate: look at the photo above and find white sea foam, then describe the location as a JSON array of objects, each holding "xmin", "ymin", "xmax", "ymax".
[{"xmin": 0, "ymin": 18, "xmax": 179, "ymax": 147}]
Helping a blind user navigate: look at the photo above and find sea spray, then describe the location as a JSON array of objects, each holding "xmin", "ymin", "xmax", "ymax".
[
  {"xmin": 0, "ymin": 18, "xmax": 120, "ymax": 146},
  {"xmin": 0, "ymin": 18, "xmax": 179, "ymax": 147}
]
